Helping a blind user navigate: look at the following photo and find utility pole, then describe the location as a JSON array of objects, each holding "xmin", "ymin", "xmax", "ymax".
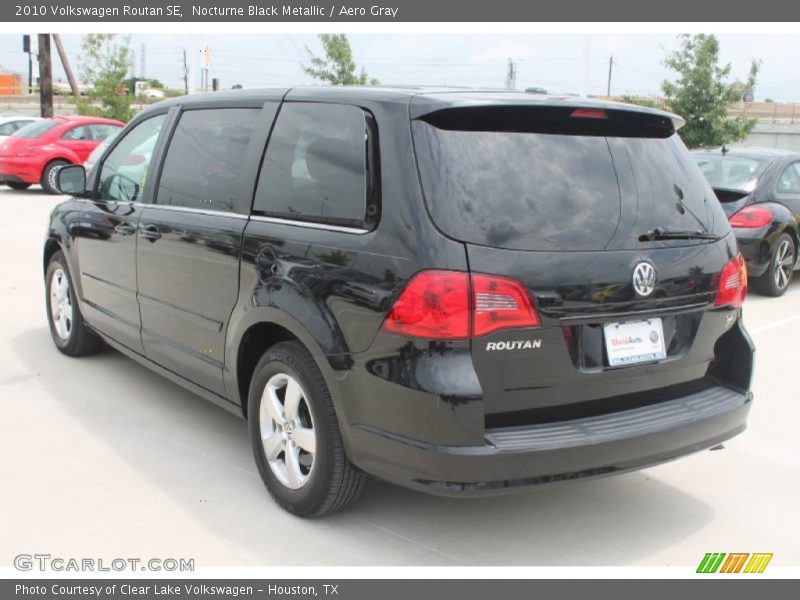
[
  {"xmin": 183, "ymin": 49, "xmax": 189, "ymax": 94},
  {"xmin": 38, "ymin": 33, "xmax": 53, "ymax": 118},
  {"xmin": 52, "ymin": 34, "xmax": 79, "ymax": 97},
  {"xmin": 607, "ymin": 55, "xmax": 614, "ymax": 98},
  {"xmin": 140, "ymin": 43, "xmax": 146, "ymax": 80},
  {"xmin": 188, "ymin": 37, "xmax": 196, "ymax": 94},
  {"xmin": 505, "ymin": 58, "xmax": 516, "ymax": 90},
  {"xmin": 23, "ymin": 35, "xmax": 34, "ymax": 95}
]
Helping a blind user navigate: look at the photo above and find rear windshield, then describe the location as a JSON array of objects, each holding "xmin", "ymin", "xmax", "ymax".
[
  {"xmin": 12, "ymin": 119, "xmax": 60, "ymax": 139},
  {"xmin": 412, "ymin": 109, "xmax": 724, "ymax": 251},
  {"xmin": 692, "ymin": 153, "xmax": 766, "ymax": 193}
]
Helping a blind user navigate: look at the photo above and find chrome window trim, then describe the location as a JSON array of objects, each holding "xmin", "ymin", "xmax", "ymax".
[
  {"xmin": 77, "ymin": 198, "xmax": 368, "ymax": 232},
  {"xmin": 144, "ymin": 204, "xmax": 249, "ymax": 219},
  {"xmin": 249, "ymin": 214, "xmax": 369, "ymax": 234}
]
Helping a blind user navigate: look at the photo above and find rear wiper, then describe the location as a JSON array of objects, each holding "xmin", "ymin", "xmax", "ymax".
[{"xmin": 639, "ymin": 227, "xmax": 722, "ymax": 242}]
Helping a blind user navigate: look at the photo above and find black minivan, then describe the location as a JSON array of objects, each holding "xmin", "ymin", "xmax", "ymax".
[{"xmin": 45, "ymin": 87, "xmax": 754, "ymax": 517}]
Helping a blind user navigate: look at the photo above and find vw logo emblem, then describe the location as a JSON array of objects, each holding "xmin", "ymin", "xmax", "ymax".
[{"xmin": 632, "ymin": 262, "xmax": 656, "ymax": 297}]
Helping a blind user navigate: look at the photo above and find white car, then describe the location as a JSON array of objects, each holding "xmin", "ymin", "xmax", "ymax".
[{"xmin": 0, "ymin": 116, "xmax": 41, "ymax": 141}]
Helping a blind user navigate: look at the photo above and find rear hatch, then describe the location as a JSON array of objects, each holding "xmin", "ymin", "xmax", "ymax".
[
  {"xmin": 411, "ymin": 101, "xmax": 740, "ymax": 425},
  {"xmin": 0, "ymin": 119, "xmax": 59, "ymax": 158},
  {"xmin": 692, "ymin": 150, "xmax": 768, "ymax": 216}
]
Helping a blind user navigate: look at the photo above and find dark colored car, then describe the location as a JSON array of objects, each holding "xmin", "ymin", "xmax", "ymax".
[
  {"xmin": 44, "ymin": 88, "xmax": 754, "ymax": 517},
  {"xmin": 0, "ymin": 115, "xmax": 123, "ymax": 193},
  {"xmin": 692, "ymin": 146, "xmax": 800, "ymax": 296}
]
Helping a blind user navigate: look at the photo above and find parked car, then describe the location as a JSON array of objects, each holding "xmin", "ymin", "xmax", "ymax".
[
  {"xmin": 0, "ymin": 115, "xmax": 123, "ymax": 193},
  {"xmin": 0, "ymin": 115, "xmax": 40, "ymax": 141},
  {"xmin": 45, "ymin": 88, "xmax": 753, "ymax": 517},
  {"xmin": 82, "ymin": 131, "xmax": 119, "ymax": 176},
  {"xmin": 692, "ymin": 146, "xmax": 800, "ymax": 296}
]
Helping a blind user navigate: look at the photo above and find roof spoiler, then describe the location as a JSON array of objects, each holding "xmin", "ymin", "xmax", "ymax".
[{"xmin": 413, "ymin": 103, "xmax": 684, "ymax": 138}]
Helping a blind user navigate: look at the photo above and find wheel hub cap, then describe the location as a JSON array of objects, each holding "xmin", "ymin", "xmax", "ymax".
[
  {"xmin": 258, "ymin": 373, "xmax": 316, "ymax": 490},
  {"xmin": 49, "ymin": 268, "xmax": 73, "ymax": 340}
]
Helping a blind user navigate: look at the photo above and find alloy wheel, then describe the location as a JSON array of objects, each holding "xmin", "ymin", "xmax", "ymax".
[
  {"xmin": 49, "ymin": 267, "xmax": 73, "ymax": 340},
  {"xmin": 259, "ymin": 373, "xmax": 317, "ymax": 490},
  {"xmin": 774, "ymin": 238, "xmax": 794, "ymax": 291}
]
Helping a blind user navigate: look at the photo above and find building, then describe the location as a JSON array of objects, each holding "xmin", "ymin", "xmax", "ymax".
[{"xmin": 0, "ymin": 72, "xmax": 24, "ymax": 95}]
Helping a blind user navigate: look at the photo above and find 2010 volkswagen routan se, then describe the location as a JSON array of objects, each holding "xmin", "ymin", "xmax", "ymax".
[{"xmin": 44, "ymin": 87, "xmax": 754, "ymax": 517}]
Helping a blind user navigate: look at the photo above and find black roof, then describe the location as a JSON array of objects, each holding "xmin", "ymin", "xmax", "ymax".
[{"xmin": 143, "ymin": 85, "xmax": 684, "ymax": 127}]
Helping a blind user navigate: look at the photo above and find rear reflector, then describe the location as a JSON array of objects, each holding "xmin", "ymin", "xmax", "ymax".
[
  {"xmin": 729, "ymin": 205, "xmax": 772, "ymax": 228},
  {"xmin": 714, "ymin": 254, "xmax": 748, "ymax": 309},
  {"xmin": 382, "ymin": 270, "xmax": 540, "ymax": 340},
  {"xmin": 570, "ymin": 108, "xmax": 608, "ymax": 120}
]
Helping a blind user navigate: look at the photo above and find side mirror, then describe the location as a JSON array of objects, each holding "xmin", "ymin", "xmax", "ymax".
[{"xmin": 56, "ymin": 164, "xmax": 87, "ymax": 196}]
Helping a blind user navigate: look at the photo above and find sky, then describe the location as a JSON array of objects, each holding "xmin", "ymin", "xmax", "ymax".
[{"xmin": 1, "ymin": 33, "xmax": 800, "ymax": 101}]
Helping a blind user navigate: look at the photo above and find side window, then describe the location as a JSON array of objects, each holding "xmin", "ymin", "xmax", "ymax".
[
  {"xmin": 155, "ymin": 108, "xmax": 259, "ymax": 213},
  {"xmin": 62, "ymin": 125, "xmax": 93, "ymax": 141},
  {"xmin": 777, "ymin": 163, "xmax": 800, "ymax": 194},
  {"xmin": 97, "ymin": 114, "xmax": 166, "ymax": 203},
  {"xmin": 253, "ymin": 103, "xmax": 373, "ymax": 227},
  {"xmin": 91, "ymin": 124, "xmax": 121, "ymax": 140},
  {"xmin": 0, "ymin": 122, "xmax": 16, "ymax": 136}
]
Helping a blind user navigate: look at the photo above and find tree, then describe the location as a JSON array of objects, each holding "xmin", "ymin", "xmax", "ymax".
[
  {"xmin": 662, "ymin": 34, "xmax": 760, "ymax": 148},
  {"xmin": 302, "ymin": 34, "xmax": 378, "ymax": 86},
  {"xmin": 75, "ymin": 34, "xmax": 133, "ymax": 122}
]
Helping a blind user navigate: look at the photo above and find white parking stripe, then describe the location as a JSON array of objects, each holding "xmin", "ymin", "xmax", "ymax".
[{"xmin": 749, "ymin": 313, "xmax": 800, "ymax": 335}]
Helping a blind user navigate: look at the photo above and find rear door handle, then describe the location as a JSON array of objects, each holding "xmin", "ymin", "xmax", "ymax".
[
  {"xmin": 114, "ymin": 222, "xmax": 136, "ymax": 236},
  {"xmin": 140, "ymin": 224, "xmax": 161, "ymax": 241}
]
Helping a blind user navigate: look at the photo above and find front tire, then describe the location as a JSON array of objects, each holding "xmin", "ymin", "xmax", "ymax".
[
  {"xmin": 45, "ymin": 251, "xmax": 104, "ymax": 356},
  {"xmin": 41, "ymin": 159, "xmax": 69, "ymax": 195},
  {"xmin": 248, "ymin": 341, "xmax": 365, "ymax": 517},
  {"xmin": 754, "ymin": 233, "xmax": 795, "ymax": 297}
]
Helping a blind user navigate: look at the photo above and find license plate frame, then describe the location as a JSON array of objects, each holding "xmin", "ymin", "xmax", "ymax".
[{"xmin": 603, "ymin": 318, "xmax": 667, "ymax": 367}]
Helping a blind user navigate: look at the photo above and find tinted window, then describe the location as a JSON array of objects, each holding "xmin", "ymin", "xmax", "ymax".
[
  {"xmin": 62, "ymin": 125, "xmax": 94, "ymax": 141},
  {"xmin": 692, "ymin": 153, "xmax": 767, "ymax": 192},
  {"xmin": 91, "ymin": 124, "xmax": 121, "ymax": 140},
  {"xmin": 413, "ymin": 115, "xmax": 726, "ymax": 251},
  {"xmin": 0, "ymin": 122, "xmax": 16, "ymax": 136},
  {"xmin": 413, "ymin": 121, "xmax": 622, "ymax": 251},
  {"xmin": 97, "ymin": 115, "xmax": 165, "ymax": 203},
  {"xmin": 623, "ymin": 136, "xmax": 727, "ymax": 238},
  {"xmin": 777, "ymin": 162, "xmax": 800, "ymax": 194},
  {"xmin": 12, "ymin": 119, "xmax": 59, "ymax": 139},
  {"xmin": 253, "ymin": 103, "xmax": 369, "ymax": 226},
  {"xmin": 156, "ymin": 108, "xmax": 259, "ymax": 213}
]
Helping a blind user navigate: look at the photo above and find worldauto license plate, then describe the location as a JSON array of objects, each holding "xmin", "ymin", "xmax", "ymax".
[{"xmin": 603, "ymin": 318, "xmax": 667, "ymax": 367}]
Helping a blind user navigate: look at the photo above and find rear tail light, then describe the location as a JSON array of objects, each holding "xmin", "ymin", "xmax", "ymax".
[
  {"xmin": 472, "ymin": 273, "xmax": 540, "ymax": 336},
  {"xmin": 382, "ymin": 270, "xmax": 540, "ymax": 340},
  {"xmin": 714, "ymin": 254, "xmax": 748, "ymax": 309},
  {"xmin": 729, "ymin": 205, "xmax": 772, "ymax": 228},
  {"xmin": 570, "ymin": 108, "xmax": 608, "ymax": 119}
]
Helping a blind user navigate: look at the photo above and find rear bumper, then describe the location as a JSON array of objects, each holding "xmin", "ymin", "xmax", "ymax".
[
  {"xmin": 349, "ymin": 384, "xmax": 750, "ymax": 496},
  {"xmin": 0, "ymin": 157, "xmax": 42, "ymax": 184},
  {"xmin": 735, "ymin": 229, "xmax": 772, "ymax": 278}
]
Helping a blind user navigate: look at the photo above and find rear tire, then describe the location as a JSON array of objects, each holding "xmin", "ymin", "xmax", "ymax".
[
  {"xmin": 248, "ymin": 341, "xmax": 365, "ymax": 517},
  {"xmin": 6, "ymin": 181, "xmax": 31, "ymax": 190},
  {"xmin": 754, "ymin": 233, "xmax": 795, "ymax": 297},
  {"xmin": 45, "ymin": 251, "xmax": 104, "ymax": 356},
  {"xmin": 41, "ymin": 159, "xmax": 69, "ymax": 195}
]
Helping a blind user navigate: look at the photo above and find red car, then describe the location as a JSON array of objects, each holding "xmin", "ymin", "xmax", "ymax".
[{"xmin": 0, "ymin": 115, "xmax": 123, "ymax": 193}]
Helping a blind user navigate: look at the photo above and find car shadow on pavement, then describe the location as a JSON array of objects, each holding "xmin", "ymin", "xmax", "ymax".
[{"xmin": 12, "ymin": 326, "xmax": 714, "ymax": 566}]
